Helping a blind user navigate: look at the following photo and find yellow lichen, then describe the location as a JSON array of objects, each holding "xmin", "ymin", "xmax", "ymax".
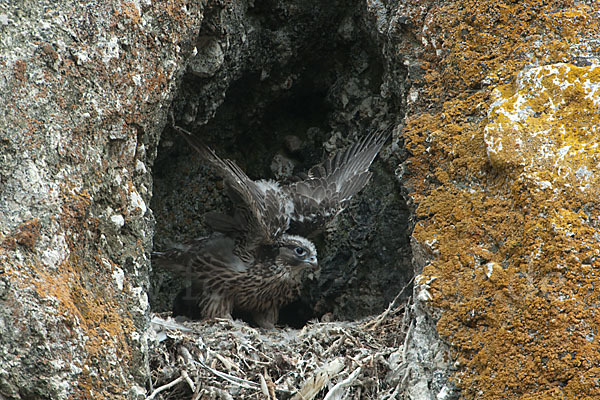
[
  {"xmin": 484, "ymin": 63, "xmax": 600, "ymax": 194},
  {"xmin": 402, "ymin": 0, "xmax": 600, "ymax": 398}
]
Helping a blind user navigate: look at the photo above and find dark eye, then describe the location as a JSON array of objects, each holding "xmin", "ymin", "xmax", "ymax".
[{"xmin": 294, "ymin": 247, "xmax": 306, "ymax": 256}]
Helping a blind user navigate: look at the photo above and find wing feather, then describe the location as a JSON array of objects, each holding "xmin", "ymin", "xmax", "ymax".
[
  {"xmin": 175, "ymin": 125, "xmax": 389, "ymax": 247},
  {"xmin": 285, "ymin": 127, "xmax": 389, "ymax": 229},
  {"xmin": 178, "ymin": 129, "xmax": 289, "ymax": 248}
]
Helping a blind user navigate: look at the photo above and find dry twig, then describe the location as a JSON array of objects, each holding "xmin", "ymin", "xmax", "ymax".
[
  {"xmin": 146, "ymin": 370, "xmax": 193, "ymax": 400},
  {"xmin": 363, "ymin": 277, "xmax": 414, "ymax": 330}
]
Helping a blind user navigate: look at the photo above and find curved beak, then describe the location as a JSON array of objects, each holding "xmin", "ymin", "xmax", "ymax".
[{"xmin": 306, "ymin": 256, "xmax": 319, "ymax": 270}]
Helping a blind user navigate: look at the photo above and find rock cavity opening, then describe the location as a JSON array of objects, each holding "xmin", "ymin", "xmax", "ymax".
[{"xmin": 150, "ymin": 0, "xmax": 413, "ymax": 328}]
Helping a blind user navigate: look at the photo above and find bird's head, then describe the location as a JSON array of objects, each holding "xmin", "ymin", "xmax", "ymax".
[{"xmin": 275, "ymin": 234, "xmax": 319, "ymax": 277}]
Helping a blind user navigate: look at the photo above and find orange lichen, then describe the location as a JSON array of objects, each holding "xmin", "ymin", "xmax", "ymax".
[
  {"xmin": 29, "ymin": 253, "xmax": 135, "ymax": 399},
  {"xmin": 15, "ymin": 218, "xmax": 42, "ymax": 248},
  {"xmin": 119, "ymin": 2, "xmax": 142, "ymax": 26},
  {"xmin": 401, "ymin": 0, "xmax": 600, "ymax": 398},
  {"xmin": 485, "ymin": 63, "xmax": 600, "ymax": 195},
  {"xmin": 4, "ymin": 185, "xmax": 136, "ymax": 399},
  {"xmin": 1, "ymin": 219, "xmax": 43, "ymax": 251},
  {"xmin": 14, "ymin": 59, "xmax": 27, "ymax": 81}
]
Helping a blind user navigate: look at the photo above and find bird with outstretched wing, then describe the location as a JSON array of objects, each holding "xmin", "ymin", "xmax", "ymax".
[{"xmin": 153, "ymin": 127, "xmax": 389, "ymax": 328}]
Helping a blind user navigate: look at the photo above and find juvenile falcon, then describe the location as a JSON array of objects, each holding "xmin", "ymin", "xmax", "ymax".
[{"xmin": 153, "ymin": 127, "xmax": 389, "ymax": 328}]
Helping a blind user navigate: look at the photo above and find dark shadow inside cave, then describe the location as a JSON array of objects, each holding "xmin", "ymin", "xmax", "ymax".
[{"xmin": 150, "ymin": 0, "xmax": 413, "ymax": 328}]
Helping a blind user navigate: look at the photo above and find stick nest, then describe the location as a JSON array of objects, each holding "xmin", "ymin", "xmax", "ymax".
[{"xmin": 147, "ymin": 299, "xmax": 409, "ymax": 400}]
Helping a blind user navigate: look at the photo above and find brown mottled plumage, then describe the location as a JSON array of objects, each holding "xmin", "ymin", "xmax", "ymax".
[
  {"xmin": 155, "ymin": 234, "xmax": 317, "ymax": 328},
  {"xmin": 153, "ymin": 127, "xmax": 389, "ymax": 328}
]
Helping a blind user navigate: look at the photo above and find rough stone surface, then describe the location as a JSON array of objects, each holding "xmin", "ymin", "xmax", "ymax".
[
  {"xmin": 387, "ymin": 1, "xmax": 600, "ymax": 399},
  {"xmin": 0, "ymin": 1, "xmax": 203, "ymax": 398}
]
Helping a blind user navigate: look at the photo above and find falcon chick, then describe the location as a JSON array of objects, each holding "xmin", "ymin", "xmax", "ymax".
[{"xmin": 153, "ymin": 127, "xmax": 389, "ymax": 328}]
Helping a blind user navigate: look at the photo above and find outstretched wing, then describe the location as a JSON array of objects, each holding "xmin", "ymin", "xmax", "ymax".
[
  {"xmin": 177, "ymin": 129, "xmax": 290, "ymax": 250},
  {"xmin": 284, "ymin": 128, "xmax": 389, "ymax": 231}
]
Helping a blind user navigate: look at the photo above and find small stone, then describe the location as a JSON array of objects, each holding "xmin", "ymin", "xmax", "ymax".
[
  {"xmin": 283, "ymin": 135, "xmax": 303, "ymax": 153},
  {"xmin": 110, "ymin": 214, "xmax": 125, "ymax": 229},
  {"xmin": 188, "ymin": 36, "xmax": 224, "ymax": 78},
  {"xmin": 0, "ymin": 278, "xmax": 8, "ymax": 299}
]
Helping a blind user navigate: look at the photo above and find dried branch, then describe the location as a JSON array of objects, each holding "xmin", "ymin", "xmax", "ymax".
[
  {"xmin": 146, "ymin": 371, "xmax": 188, "ymax": 400},
  {"xmin": 195, "ymin": 358, "xmax": 261, "ymax": 390},
  {"xmin": 363, "ymin": 277, "xmax": 414, "ymax": 330}
]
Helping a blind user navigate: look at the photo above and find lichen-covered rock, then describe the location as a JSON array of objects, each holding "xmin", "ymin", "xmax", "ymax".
[
  {"xmin": 0, "ymin": 1, "xmax": 203, "ymax": 398},
  {"xmin": 485, "ymin": 63, "xmax": 600, "ymax": 192},
  {"xmin": 383, "ymin": 0, "xmax": 600, "ymax": 398}
]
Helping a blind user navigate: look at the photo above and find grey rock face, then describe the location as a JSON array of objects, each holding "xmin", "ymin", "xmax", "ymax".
[
  {"xmin": 1, "ymin": 0, "xmax": 455, "ymax": 398},
  {"xmin": 0, "ymin": 1, "xmax": 203, "ymax": 398}
]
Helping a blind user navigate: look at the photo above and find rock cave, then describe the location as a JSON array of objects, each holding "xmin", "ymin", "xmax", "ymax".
[{"xmin": 149, "ymin": 0, "xmax": 413, "ymax": 328}]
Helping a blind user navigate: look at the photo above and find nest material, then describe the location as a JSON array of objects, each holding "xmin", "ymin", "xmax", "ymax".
[{"xmin": 147, "ymin": 297, "xmax": 409, "ymax": 400}]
